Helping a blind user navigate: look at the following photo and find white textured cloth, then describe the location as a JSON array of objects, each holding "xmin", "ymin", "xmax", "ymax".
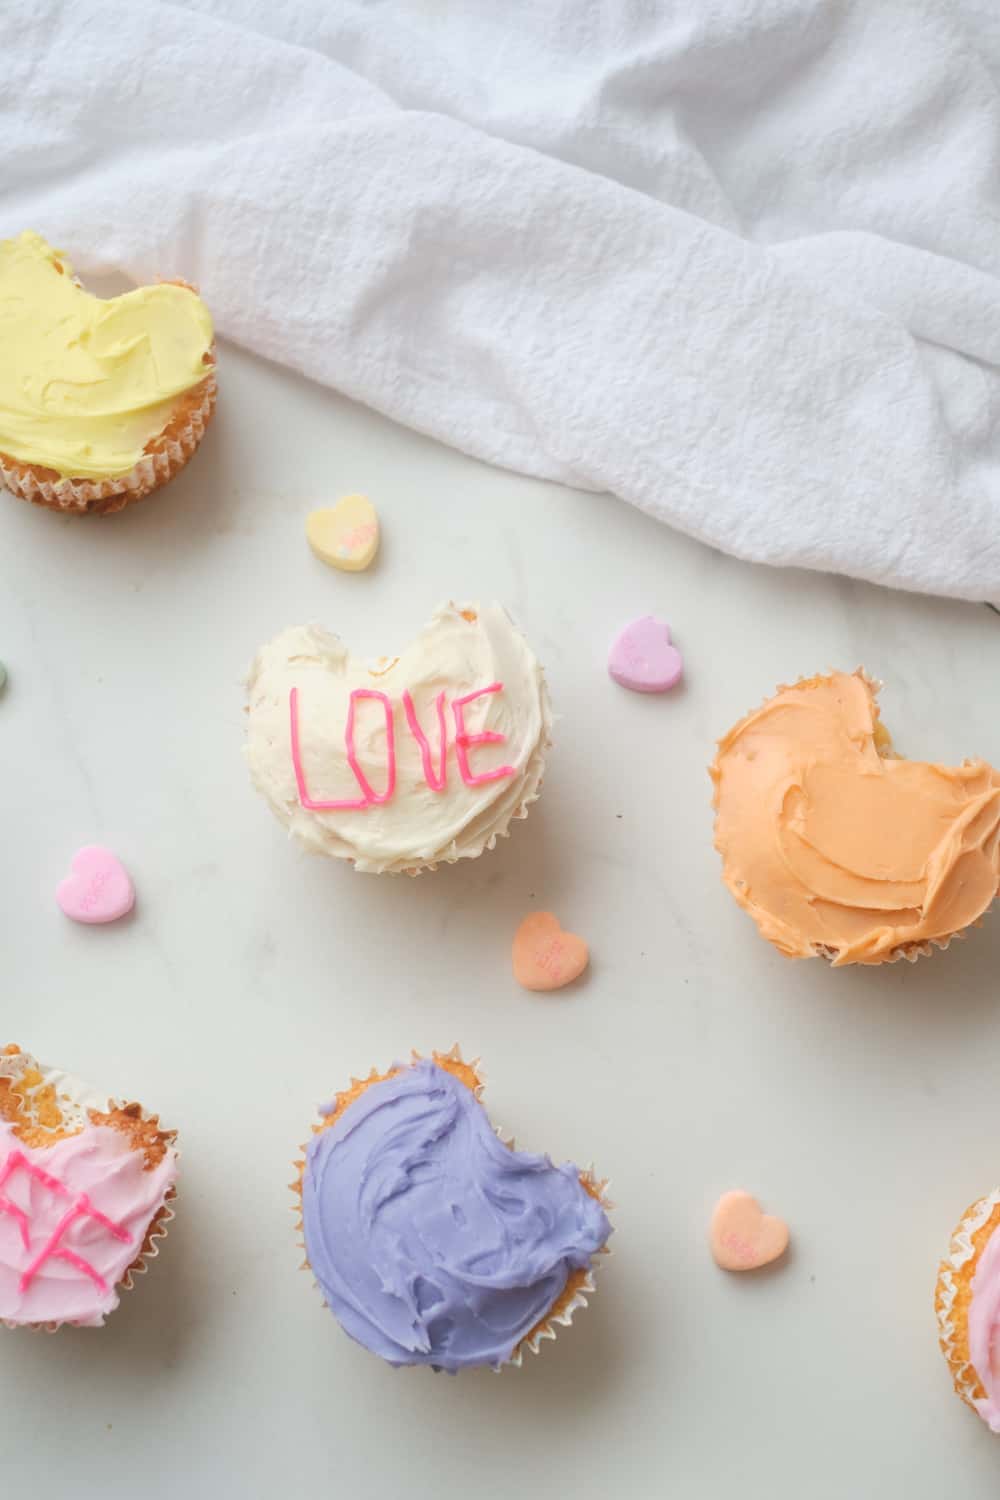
[{"xmin": 3, "ymin": 0, "xmax": 1000, "ymax": 599}]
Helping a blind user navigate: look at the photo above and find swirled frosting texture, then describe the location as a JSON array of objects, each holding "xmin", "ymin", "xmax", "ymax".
[
  {"xmin": 245, "ymin": 602, "xmax": 552, "ymax": 873},
  {"xmin": 711, "ymin": 671, "xmax": 1000, "ymax": 965},
  {"xmin": 0, "ymin": 230, "xmax": 213, "ymax": 480},
  {"xmin": 301, "ymin": 1060, "xmax": 611, "ymax": 1370}
]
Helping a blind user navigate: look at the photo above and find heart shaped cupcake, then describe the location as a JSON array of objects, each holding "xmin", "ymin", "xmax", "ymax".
[
  {"xmin": 293, "ymin": 1049, "xmax": 612, "ymax": 1371},
  {"xmin": 937, "ymin": 1188, "xmax": 1000, "ymax": 1433},
  {"xmin": 0, "ymin": 1046, "xmax": 177, "ymax": 1329},
  {"xmin": 711, "ymin": 670, "xmax": 1000, "ymax": 965},
  {"xmin": 244, "ymin": 602, "xmax": 552, "ymax": 874},
  {"xmin": 0, "ymin": 231, "xmax": 215, "ymax": 516}
]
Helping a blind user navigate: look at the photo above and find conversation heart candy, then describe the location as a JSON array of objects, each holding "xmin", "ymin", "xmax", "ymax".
[
  {"xmin": 710, "ymin": 1190, "xmax": 789, "ymax": 1271},
  {"xmin": 56, "ymin": 846, "xmax": 135, "ymax": 925},
  {"xmin": 512, "ymin": 912, "xmax": 589, "ymax": 992},
  {"xmin": 306, "ymin": 494, "xmax": 379, "ymax": 572},
  {"xmin": 608, "ymin": 616, "xmax": 683, "ymax": 693}
]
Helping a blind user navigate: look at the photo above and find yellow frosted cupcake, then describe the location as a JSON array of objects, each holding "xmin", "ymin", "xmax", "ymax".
[
  {"xmin": 711, "ymin": 670, "xmax": 1000, "ymax": 965},
  {"xmin": 0, "ymin": 231, "xmax": 215, "ymax": 516}
]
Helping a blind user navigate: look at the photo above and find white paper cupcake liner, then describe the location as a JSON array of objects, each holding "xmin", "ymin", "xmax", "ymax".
[
  {"xmin": 0, "ymin": 367, "xmax": 216, "ymax": 516},
  {"xmin": 279, "ymin": 720, "xmax": 552, "ymax": 878},
  {"xmin": 936, "ymin": 1189, "xmax": 1000, "ymax": 1408},
  {"xmin": 293, "ymin": 1044, "xmax": 611, "ymax": 1370},
  {"xmin": 398, "ymin": 764, "xmax": 550, "ymax": 876},
  {"xmin": 13, "ymin": 1188, "xmax": 177, "ymax": 1336},
  {"xmin": 0, "ymin": 1049, "xmax": 178, "ymax": 1332},
  {"xmin": 501, "ymin": 1160, "xmax": 611, "ymax": 1371},
  {"xmin": 248, "ymin": 606, "xmax": 554, "ymax": 877},
  {"xmin": 714, "ymin": 666, "xmax": 996, "ymax": 967},
  {"xmin": 812, "ymin": 931, "xmax": 961, "ymax": 965}
]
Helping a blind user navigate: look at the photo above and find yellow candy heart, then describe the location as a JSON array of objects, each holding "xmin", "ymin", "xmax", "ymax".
[{"xmin": 306, "ymin": 495, "xmax": 380, "ymax": 573}]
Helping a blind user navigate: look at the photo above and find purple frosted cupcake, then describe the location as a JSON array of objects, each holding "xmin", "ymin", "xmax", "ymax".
[{"xmin": 293, "ymin": 1048, "xmax": 612, "ymax": 1371}]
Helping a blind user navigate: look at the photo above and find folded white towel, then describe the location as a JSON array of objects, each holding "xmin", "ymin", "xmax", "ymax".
[{"xmin": 3, "ymin": 0, "xmax": 1000, "ymax": 600}]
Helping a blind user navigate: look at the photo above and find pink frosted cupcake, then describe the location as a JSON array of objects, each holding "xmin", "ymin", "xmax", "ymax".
[
  {"xmin": 0, "ymin": 1045, "xmax": 178, "ymax": 1330},
  {"xmin": 937, "ymin": 1190, "xmax": 1000, "ymax": 1431}
]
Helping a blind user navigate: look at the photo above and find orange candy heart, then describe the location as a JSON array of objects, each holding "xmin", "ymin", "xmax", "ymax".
[
  {"xmin": 512, "ymin": 912, "xmax": 589, "ymax": 992},
  {"xmin": 710, "ymin": 1191, "xmax": 789, "ymax": 1271}
]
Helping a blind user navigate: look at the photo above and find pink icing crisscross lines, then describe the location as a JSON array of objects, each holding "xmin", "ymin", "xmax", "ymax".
[{"xmin": 0, "ymin": 1149, "xmax": 131, "ymax": 1294}]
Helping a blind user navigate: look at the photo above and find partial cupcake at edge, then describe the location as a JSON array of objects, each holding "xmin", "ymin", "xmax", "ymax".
[
  {"xmin": 0, "ymin": 1045, "xmax": 178, "ymax": 1330},
  {"xmin": 937, "ymin": 1189, "xmax": 1000, "ymax": 1433},
  {"xmin": 710, "ymin": 670, "xmax": 1000, "ymax": 966},
  {"xmin": 244, "ymin": 601, "xmax": 552, "ymax": 874},
  {"xmin": 292, "ymin": 1048, "xmax": 612, "ymax": 1371},
  {"xmin": 0, "ymin": 230, "xmax": 215, "ymax": 515}
]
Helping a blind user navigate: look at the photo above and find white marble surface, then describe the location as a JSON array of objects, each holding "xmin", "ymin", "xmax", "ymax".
[{"xmin": 4, "ymin": 343, "xmax": 1000, "ymax": 1498}]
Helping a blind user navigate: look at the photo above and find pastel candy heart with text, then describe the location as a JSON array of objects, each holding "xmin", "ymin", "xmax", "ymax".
[
  {"xmin": 57, "ymin": 846, "xmax": 135, "ymax": 925},
  {"xmin": 512, "ymin": 912, "xmax": 589, "ymax": 992},
  {"xmin": 306, "ymin": 494, "xmax": 379, "ymax": 572},
  {"xmin": 608, "ymin": 616, "xmax": 683, "ymax": 693},
  {"xmin": 710, "ymin": 1190, "xmax": 789, "ymax": 1271}
]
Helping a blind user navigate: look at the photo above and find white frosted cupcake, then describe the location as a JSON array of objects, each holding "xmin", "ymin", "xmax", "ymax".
[{"xmin": 244, "ymin": 602, "xmax": 552, "ymax": 874}]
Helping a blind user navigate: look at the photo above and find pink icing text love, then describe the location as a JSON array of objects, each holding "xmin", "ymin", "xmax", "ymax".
[{"xmin": 289, "ymin": 682, "xmax": 516, "ymax": 812}]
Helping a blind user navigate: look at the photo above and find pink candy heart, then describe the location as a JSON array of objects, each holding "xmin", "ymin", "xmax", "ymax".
[
  {"xmin": 56, "ymin": 846, "xmax": 135, "ymax": 925},
  {"xmin": 608, "ymin": 616, "xmax": 683, "ymax": 693}
]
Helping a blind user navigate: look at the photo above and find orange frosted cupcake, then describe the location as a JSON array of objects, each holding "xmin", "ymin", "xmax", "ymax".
[
  {"xmin": 293, "ymin": 1049, "xmax": 611, "ymax": 1370},
  {"xmin": 0, "ymin": 231, "xmax": 215, "ymax": 516},
  {"xmin": 711, "ymin": 670, "xmax": 1000, "ymax": 966},
  {"xmin": 0, "ymin": 1045, "xmax": 177, "ymax": 1329}
]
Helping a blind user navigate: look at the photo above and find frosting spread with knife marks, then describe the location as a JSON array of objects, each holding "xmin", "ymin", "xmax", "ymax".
[
  {"xmin": 301, "ymin": 1058, "xmax": 611, "ymax": 1371},
  {"xmin": 711, "ymin": 671, "xmax": 1000, "ymax": 965},
  {"xmin": 0, "ymin": 230, "xmax": 213, "ymax": 480},
  {"xmin": 245, "ymin": 602, "xmax": 552, "ymax": 873}
]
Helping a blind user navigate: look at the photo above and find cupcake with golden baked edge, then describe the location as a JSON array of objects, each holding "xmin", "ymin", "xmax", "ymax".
[
  {"xmin": 245, "ymin": 601, "xmax": 553, "ymax": 875},
  {"xmin": 710, "ymin": 669, "xmax": 1000, "ymax": 966},
  {"xmin": 936, "ymin": 1190, "xmax": 1000, "ymax": 1432},
  {"xmin": 0, "ymin": 1045, "xmax": 178, "ymax": 1330},
  {"xmin": 292, "ymin": 1047, "xmax": 612, "ymax": 1370},
  {"xmin": 0, "ymin": 231, "xmax": 215, "ymax": 516}
]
